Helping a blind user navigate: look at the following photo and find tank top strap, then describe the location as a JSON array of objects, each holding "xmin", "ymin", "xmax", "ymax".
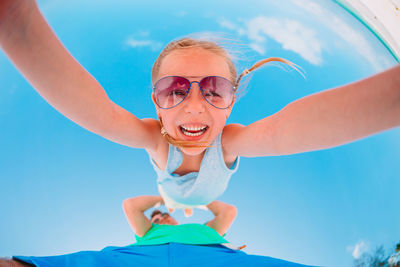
[{"xmin": 165, "ymin": 144, "xmax": 183, "ymax": 174}]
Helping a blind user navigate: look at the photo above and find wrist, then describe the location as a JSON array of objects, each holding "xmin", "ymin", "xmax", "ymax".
[
  {"xmin": 156, "ymin": 196, "xmax": 164, "ymax": 206},
  {"xmin": 0, "ymin": 0, "xmax": 36, "ymax": 42}
]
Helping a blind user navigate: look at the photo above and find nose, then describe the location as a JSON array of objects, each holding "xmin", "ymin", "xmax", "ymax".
[{"xmin": 183, "ymin": 82, "xmax": 205, "ymax": 114}]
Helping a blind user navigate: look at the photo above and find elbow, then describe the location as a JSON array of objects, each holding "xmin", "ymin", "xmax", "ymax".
[
  {"xmin": 122, "ymin": 197, "xmax": 138, "ymax": 212},
  {"xmin": 135, "ymin": 230, "xmax": 146, "ymax": 238},
  {"xmin": 122, "ymin": 198, "xmax": 132, "ymax": 208},
  {"xmin": 122, "ymin": 198, "xmax": 131, "ymax": 213},
  {"xmin": 226, "ymin": 204, "xmax": 238, "ymax": 220}
]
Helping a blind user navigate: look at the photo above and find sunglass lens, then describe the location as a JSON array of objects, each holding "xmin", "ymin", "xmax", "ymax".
[
  {"xmin": 200, "ymin": 76, "xmax": 234, "ymax": 109},
  {"xmin": 154, "ymin": 76, "xmax": 190, "ymax": 109}
]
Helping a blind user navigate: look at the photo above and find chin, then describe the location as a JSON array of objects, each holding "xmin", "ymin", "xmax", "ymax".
[{"xmin": 179, "ymin": 146, "xmax": 207, "ymax": 156}]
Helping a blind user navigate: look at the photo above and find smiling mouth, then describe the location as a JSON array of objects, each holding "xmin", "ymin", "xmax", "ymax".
[{"xmin": 180, "ymin": 125, "xmax": 209, "ymax": 137}]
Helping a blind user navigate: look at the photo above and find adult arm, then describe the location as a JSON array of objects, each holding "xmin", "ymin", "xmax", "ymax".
[
  {"xmin": 223, "ymin": 65, "xmax": 400, "ymax": 157},
  {"xmin": 0, "ymin": 258, "xmax": 30, "ymax": 267},
  {"xmin": 123, "ymin": 195, "xmax": 163, "ymax": 237},
  {"xmin": 0, "ymin": 0, "xmax": 161, "ymax": 151},
  {"xmin": 205, "ymin": 201, "xmax": 237, "ymax": 236}
]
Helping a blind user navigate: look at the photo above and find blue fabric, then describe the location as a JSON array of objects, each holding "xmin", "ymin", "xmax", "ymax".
[
  {"xmin": 14, "ymin": 243, "xmax": 315, "ymax": 267},
  {"xmin": 149, "ymin": 133, "xmax": 239, "ymax": 207}
]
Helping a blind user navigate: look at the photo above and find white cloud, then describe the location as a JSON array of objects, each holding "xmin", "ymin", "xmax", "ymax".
[
  {"xmin": 218, "ymin": 18, "xmax": 247, "ymax": 36},
  {"xmin": 218, "ymin": 18, "xmax": 238, "ymax": 31},
  {"xmin": 217, "ymin": 16, "xmax": 323, "ymax": 65},
  {"xmin": 217, "ymin": 1, "xmax": 393, "ymax": 70},
  {"xmin": 249, "ymin": 43, "xmax": 266, "ymax": 55},
  {"xmin": 347, "ymin": 240, "xmax": 369, "ymax": 259},
  {"xmin": 292, "ymin": 0, "xmax": 388, "ymax": 71},
  {"xmin": 125, "ymin": 38, "xmax": 163, "ymax": 51},
  {"xmin": 245, "ymin": 16, "xmax": 323, "ymax": 65}
]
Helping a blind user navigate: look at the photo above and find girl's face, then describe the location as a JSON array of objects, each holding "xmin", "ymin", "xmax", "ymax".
[{"xmin": 153, "ymin": 48, "xmax": 234, "ymax": 156}]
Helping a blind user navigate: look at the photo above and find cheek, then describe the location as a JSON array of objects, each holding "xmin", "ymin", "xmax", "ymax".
[
  {"xmin": 162, "ymin": 117, "xmax": 177, "ymax": 132},
  {"xmin": 159, "ymin": 111, "xmax": 175, "ymax": 127},
  {"xmin": 215, "ymin": 113, "xmax": 228, "ymax": 127}
]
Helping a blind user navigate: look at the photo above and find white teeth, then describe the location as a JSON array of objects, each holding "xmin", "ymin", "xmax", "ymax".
[
  {"xmin": 180, "ymin": 125, "xmax": 208, "ymax": 137},
  {"xmin": 182, "ymin": 130, "xmax": 203, "ymax": 136},
  {"xmin": 181, "ymin": 125, "xmax": 207, "ymax": 131}
]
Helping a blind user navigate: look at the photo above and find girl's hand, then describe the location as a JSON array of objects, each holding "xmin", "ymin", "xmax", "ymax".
[
  {"xmin": 223, "ymin": 65, "xmax": 400, "ymax": 157},
  {"xmin": 0, "ymin": 0, "xmax": 24, "ymax": 28},
  {"xmin": 153, "ymin": 196, "xmax": 165, "ymax": 208},
  {"xmin": 0, "ymin": 1, "xmax": 162, "ymax": 152}
]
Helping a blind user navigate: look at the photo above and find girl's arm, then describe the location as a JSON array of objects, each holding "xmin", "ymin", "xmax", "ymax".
[
  {"xmin": 223, "ymin": 65, "xmax": 400, "ymax": 157},
  {"xmin": 122, "ymin": 195, "xmax": 163, "ymax": 237},
  {"xmin": 205, "ymin": 201, "xmax": 237, "ymax": 236},
  {"xmin": 0, "ymin": 0, "xmax": 160, "ymax": 151}
]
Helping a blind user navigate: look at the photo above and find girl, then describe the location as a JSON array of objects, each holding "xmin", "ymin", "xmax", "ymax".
[{"xmin": 1, "ymin": 1, "xmax": 399, "ymax": 216}]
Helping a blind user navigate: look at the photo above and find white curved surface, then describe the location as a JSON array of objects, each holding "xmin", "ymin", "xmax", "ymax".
[{"xmin": 337, "ymin": 0, "xmax": 400, "ymax": 59}]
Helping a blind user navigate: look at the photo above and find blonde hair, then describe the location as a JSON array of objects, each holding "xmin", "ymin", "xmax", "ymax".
[
  {"xmin": 152, "ymin": 37, "xmax": 237, "ymax": 85},
  {"xmin": 152, "ymin": 37, "xmax": 299, "ymax": 148}
]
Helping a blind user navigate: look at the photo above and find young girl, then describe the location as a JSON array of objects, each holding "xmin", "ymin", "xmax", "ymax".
[{"xmin": 1, "ymin": 1, "xmax": 400, "ymax": 216}]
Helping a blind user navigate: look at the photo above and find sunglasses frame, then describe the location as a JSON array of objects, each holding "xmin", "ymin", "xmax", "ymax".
[{"xmin": 152, "ymin": 75, "xmax": 236, "ymax": 110}]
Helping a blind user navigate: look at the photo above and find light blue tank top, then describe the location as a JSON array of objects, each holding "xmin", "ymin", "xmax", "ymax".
[{"xmin": 149, "ymin": 133, "xmax": 239, "ymax": 206}]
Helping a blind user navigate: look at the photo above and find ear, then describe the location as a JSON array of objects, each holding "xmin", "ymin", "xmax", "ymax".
[{"xmin": 151, "ymin": 93, "xmax": 161, "ymax": 117}]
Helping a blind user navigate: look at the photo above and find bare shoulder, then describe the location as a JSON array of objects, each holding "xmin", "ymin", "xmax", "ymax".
[
  {"xmin": 140, "ymin": 118, "xmax": 164, "ymax": 152},
  {"xmin": 222, "ymin": 123, "xmax": 245, "ymax": 140},
  {"xmin": 221, "ymin": 117, "xmax": 279, "ymax": 158},
  {"xmin": 142, "ymin": 118, "xmax": 169, "ymax": 169},
  {"xmin": 141, "ymin": 118, "xmax": 161, "ymax": 131}
]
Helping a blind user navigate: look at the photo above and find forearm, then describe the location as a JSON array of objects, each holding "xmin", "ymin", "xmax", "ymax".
[
  {"xmin": 124, "ymin": 195, "xmax": 163, "ymax": 212},
  {"xmin": 123, "ymin": 196, "xmax": 163, "ymax": 237},
  {"xmin": 206, "ymin": 201, "xmax": 237, "ymax": 236},
  {"xmin": 0, "ymin": 0, "xmax": 115, "ymax": 134},
  {"xmin": 275, "ymin": 65, "xmax": 400, "ymax": 155}
]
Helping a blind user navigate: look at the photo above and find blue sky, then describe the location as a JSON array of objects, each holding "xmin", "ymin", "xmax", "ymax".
[{"xmin": 0, "ymin": 0, "xmax": 399, "ymax": 266}]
